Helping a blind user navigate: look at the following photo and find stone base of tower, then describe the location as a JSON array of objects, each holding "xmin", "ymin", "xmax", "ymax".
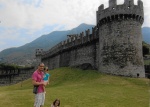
[{"xmin": 99, "ymin": 62, "xmax": 145, "ymax": 78}]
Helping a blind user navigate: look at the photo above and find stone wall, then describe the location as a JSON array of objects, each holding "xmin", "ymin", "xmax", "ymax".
[
  {"xmin": 0, "ymin": 67, "xmax": 34, "ymax": 86},
  {"xmin": 41, "ymin": 31, "xmax": 99, "ymax": 70}
]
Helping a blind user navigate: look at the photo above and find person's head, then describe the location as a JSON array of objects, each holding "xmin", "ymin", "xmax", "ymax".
[
  {"xmin": 38, "ymin": 63, "xmax": 45, "ymax": 71},
  {"xmin": 53, "ymin": 99, "xmax": 60, "ymax": 107},
  {"xmin": 44, "ymin": 66, "xmax": 49, "ymax": 73}
]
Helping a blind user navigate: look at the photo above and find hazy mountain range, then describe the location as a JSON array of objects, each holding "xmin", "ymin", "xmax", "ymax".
[
  {"xmin": 0, "ymin": 23, "xmax": 94, "ymax": 65},
  {"xmin": 0, "ymin": 23, "xmax": 149, "ymax": 65}
]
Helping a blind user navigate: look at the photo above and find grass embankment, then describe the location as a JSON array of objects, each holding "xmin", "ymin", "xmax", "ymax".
[{"xmin": 0, "ymin": 67, "xmax": 149, "ymax": 107}]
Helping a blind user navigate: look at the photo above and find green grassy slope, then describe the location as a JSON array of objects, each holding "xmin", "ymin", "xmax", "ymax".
[{"xmin": 0, "ymin": 67, "xmax": 149, "ymax": 107}]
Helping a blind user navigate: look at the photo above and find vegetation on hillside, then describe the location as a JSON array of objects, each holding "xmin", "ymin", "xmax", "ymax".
[
  {"xmin": 143, "ymin": 41, "xmax": 150, "ymax": 56},
  {"xmin": 143, "ymin": 42, "xmax": 150, "ymax": 65},
  {"xmin": 0, "ymin": 63, "xmax": 34, "ymax": 70}
]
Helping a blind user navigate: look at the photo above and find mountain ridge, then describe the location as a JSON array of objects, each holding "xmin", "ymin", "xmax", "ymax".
[{"xmin": 142, "ymin": 27, "xmax": 150, "ymax": 44}]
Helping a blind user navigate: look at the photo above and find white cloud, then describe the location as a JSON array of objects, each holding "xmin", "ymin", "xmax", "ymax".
[
  {"xmin": 0, "ymin": 0, "xmax": 150, "ymax": 51},
  {"xmin": 143, "ymin": 0, "xmax": 150, "ymax": 27},
  {"xmin": 0, "ymin": 0, "xmax": 102, "ymax": 30},
  {"xmin": 0, "ymin": 0, "xmax": 149, "ymax": 29}
]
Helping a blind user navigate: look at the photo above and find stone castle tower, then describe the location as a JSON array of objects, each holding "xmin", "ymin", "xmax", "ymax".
[
  {"xmin": 97, "ymin": 0, "xmax": 145, "ymax": 77},
  {"xmin": 35, "ymin": 49, "xmax": 43, "ymax": 66}
]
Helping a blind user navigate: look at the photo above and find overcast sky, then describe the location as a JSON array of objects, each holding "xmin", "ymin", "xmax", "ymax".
[{"xmin": 0, "ymin": 0, "xmax": 149, "ymax": 52}]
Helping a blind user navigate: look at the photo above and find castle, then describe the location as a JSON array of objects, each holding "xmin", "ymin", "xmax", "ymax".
[{"xmin": 36, "ymin": 0, "xmax": 145, "ymax": 78}]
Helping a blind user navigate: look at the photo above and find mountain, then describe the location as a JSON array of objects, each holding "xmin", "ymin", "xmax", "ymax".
[
  {"xmin": 0, "ymin": 23, "xmax": 94, "ymax": 65},
  {"xmin": 142, "ymin": 27, "xmax": 150, "ymax": 44}
]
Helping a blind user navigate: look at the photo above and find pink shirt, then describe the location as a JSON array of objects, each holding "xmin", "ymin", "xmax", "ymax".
[{"xmin": 32, "ymin": 70, "xmax": 44, "ymax": 93}]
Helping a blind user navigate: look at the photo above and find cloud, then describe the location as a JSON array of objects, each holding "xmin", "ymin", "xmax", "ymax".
[
  {"xmin": 0, "ymin": 0, "xmax": 149, "ymax": 51},
  {"xmin": 0, "ymin": 0, "xmax": 102, "ymax": 30},
  {"xmin": 1, "ymin": 0, "xmax": 149, "ymax": 29},
  {"xmin": 143, "ymin": 0, "xmax": 150, "ymax": 27}
]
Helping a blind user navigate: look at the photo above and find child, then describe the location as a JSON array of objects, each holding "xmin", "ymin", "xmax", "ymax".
[
  {"xmin": 43, "ymin": 67, "xmax": 50, "ymax": 93},
  {"xmin": 51, "ymin": 99, "xmax": 60, "ymax": 107}
]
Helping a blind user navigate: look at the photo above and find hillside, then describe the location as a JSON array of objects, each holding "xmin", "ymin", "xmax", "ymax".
[{"xmin": 0, "ymin": 67, "xmax": 149, "ymax": 107}]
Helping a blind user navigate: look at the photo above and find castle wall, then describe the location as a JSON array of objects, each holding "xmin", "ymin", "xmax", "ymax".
[
  {"xmin": 44, "ymin": 55, "xmax": 60, "ymax": 70},
  {"xmin": 41, "ymin": 35, "xmax": 99, "ymax": 70},
  {"xmin": 60, "ymin": 51, "xmax": 70, "ymax": 67},
  {"xmin": 0, "ymin": 67, "xmax": 34, "ymax": 86},
  {"xmin": 95, "ymin": 42, "xmax": 99, "ymax": 69},
  {"xmin": 69, "ymin": 42, "xmax": 97, "ymax": 68}
]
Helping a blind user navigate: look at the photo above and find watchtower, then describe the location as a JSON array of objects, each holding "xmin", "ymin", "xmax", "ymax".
[
  {"xmin": 97, "ymin": 0, "xmax": 145, "ymax": 77},
  {"xmin": 35, "ymin": 49, "xmax": 43, "ymax": 65}
]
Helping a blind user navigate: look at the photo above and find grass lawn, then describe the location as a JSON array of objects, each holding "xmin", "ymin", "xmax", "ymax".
[
  {"xmin": 0, "ymin": 67, "xmax": 149, "ymax": 107},
  {"xmin": 144, "ymin": 59, "xmax": 150, "ymax": 65}
]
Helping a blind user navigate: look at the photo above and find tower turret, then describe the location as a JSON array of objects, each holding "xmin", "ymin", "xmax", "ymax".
[
  {"xmin": 97, "ymin": 0, "xmax": 145, "ymax": 77},
  {"xmin": 35, "ymin": 49, "xmax": 43, "ymax": 65}
]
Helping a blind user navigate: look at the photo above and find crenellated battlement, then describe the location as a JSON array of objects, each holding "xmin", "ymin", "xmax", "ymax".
[
  {"xmin": 96, "ymin": 0, "xmax": 144, "ymax": 27},
  {"xmin": 41, "ymin": 26, "xmax": 98, "ymax": 59}
]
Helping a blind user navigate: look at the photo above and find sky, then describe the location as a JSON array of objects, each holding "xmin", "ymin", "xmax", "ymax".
[{"xmin": 0, "ymin": 0, "xmax": 150, "ymax": 52}]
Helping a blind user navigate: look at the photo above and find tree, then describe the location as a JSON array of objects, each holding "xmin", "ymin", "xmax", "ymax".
[{"xmin": 143, "ymin": 45, "xmax": 149, "ymax": 57}]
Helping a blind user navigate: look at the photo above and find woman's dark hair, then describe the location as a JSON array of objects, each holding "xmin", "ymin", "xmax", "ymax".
[{"xmin": 53, "ymin": 99, "xmax": 60, "ymax": 106}]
